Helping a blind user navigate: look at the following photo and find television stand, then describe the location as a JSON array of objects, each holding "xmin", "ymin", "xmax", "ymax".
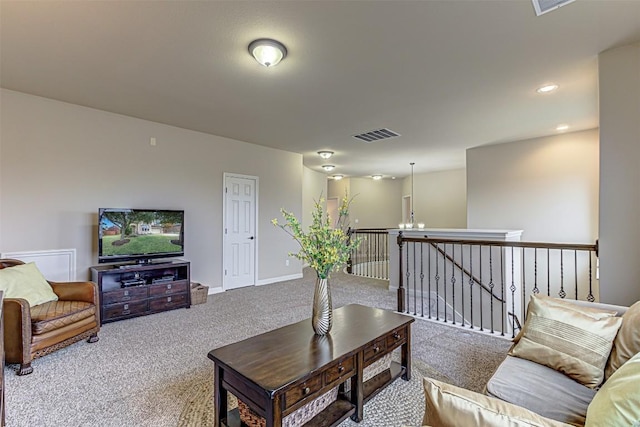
[{"xmin": 90, "ymin": 260, "xmax": 191, "ymax": 324}]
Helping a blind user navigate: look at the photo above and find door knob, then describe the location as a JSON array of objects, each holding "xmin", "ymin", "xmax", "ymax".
[{"xmin": 248, "ymin": 236, "xmax": 255, "ymax": 240}]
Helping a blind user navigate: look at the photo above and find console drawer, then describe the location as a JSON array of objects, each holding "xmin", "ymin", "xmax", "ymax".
[
  {"xmin": 364, "ymin": 338, "xmax": 387, "ymax": 363},
  {"xmin": 102, "ymin": 287, "xmax": 148, "ymax": 305},
  {"xmin": 103, "ymin": 300, "xmax": 148, "ymax": 320},
  {"xmin": 324, "ymin": 356, "xmax": 355, "ymax": 384},
  {"xmin": 148, "ymin": 280, "xmax": 188, "ymax": 297},
  {"xmin": 284, "ymin": 374, "xmax": 323, "ymax": 409},
  {"xmin": 149, "ymin": 293, "xmax": 187, "ymax": 311},
  {"xmin": 385, "ymin": 327, "xmax": 407, "ymax": 350}
]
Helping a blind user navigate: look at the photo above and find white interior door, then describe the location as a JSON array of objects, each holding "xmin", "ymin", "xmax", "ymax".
[{"xmin": 223, "ymin": 174, "xmax": 257, "ymax": 290}]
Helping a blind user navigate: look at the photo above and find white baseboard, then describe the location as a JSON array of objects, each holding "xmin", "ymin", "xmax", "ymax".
[
  {"xmin": 257, "ymin": 273, "xmax": 303, "ymax": 286},
  {"xmin": 207, "ymin": 286, "xmax": 224, "ymax": 295}
]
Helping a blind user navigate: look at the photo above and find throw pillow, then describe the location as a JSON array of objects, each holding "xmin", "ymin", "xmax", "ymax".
[
  {"xmin": 0, "ymin": 262, "xmax": 59, "ymax": 306},
  {"xmin": 585, "ymin": 351, "xmax": 640, "ymax": 427},
  {"xmin": 509, "ymin": 294, "xmax": 622, "ymax": 388},
  {"xmin": 422, "ymin": 377, "xmax": 571, "ymax": 427},
  {"xmin": 605, "ymin": 300, "xmax": 640, "ymax": 380}
]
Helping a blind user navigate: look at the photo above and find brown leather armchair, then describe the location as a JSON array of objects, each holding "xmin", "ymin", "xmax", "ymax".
[{"xmin": 0, "ymin": 259, "xmax": 100, "ymax": 375}]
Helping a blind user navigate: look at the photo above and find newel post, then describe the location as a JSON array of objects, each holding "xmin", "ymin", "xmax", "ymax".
[{"xmin": 397, "ymin": 231, "xmax": 405, "ymax": 313}]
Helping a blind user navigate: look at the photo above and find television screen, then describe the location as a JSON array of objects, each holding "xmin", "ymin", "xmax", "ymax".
[{"xmin": 98, "ymin": 208, "xmax": 184, "ymax": 264}]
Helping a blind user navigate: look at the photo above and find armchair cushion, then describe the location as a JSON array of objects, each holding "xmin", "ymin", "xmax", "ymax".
[
  {"xmin": 31, "ymin": 300, "xmax": 96, "ymax": 335},
  {"xmin": 0, "ymin": 262, "xmax": 58, "ymax": 307},
  {"xmin": 509, "ymin": 295, "xmax": 622, "ymax": 388},
  {"xmin": 423, "ymin": 377, "xmax": 570, "ymax": 427}
]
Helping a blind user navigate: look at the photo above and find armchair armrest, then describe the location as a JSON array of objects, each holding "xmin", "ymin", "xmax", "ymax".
[
  {"xmin": 2, "ymin": 298, "xmax": 32, "ymax": 365},
  {"xmin": 50, "ymin": 281, "xmax": 98, "ymax": 305}
]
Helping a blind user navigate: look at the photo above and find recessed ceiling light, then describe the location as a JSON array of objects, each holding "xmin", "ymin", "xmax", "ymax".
[
  {"xmin": 536, "ymin": 84, "xmax": 558, "ymax": 94},
  {"xmin": 372, "ymin": 175, "xmax": 382, "ymax": 180},
  {"xmin": 332, "ymin": 175, "xmax": 343, "ymax": 181},
  {"xmin": 556, "ymin": 124, "xmax": 570, "ymax": 131},
  {"xmin": 322, "ymin": 165, "xmax": 335, "ymax": 171},
  {"xmin": 317, "ymin": 151, "xmax": 334, "ymax": 159}
]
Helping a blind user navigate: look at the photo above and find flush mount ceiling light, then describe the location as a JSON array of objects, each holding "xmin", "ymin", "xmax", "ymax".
[
  {"xmin": 248, "ymin": 39, "xmax": 287, "ymax": 67},
  {"xmin": 536, "ymin": 84, "xmax": 558, "ymax": 94},
  {"xmin": 372, "ymin": 175, "xmax": 382, "ymax": 180},
  {"xmin": 556, "ymin": 124, "xmax": 570, "ymax": 131},
  {"xmin": 317, "ymin": 150, "xmax": 334, "ymax": 159},
  {"xmin": 322, "ymin": 165, "xmax": 335, "ymax": 172},
  {"xmin": 332, "ymin": 175, "xmax": 344, "ymax": 181}
]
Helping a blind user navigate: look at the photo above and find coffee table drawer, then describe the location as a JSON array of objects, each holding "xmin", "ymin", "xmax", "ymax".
[
  {"xmin": 386, "ymin": 327, "xmax": 407, "ymax": 350},
  {"xmin": 284, "ymin": 374, "xmax": 323, "ymax": 409},
  {"xmin": 325, "ymin": 356, "xmax": 355, "ymax": 384},
  {"xmin": 364, "ymin": 338, "xmax": 387, "ymax": 363}
]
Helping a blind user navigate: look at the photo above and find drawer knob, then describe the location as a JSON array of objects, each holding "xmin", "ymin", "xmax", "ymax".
[
  {"xmin": 303, "ymin": 387, "xmax": 310, "ymax": 395},
  {"xmin": 338, "ymin": 365, "xmax": 345, "ymax": 373},
  {"xmin": 393, "ymin": 332, "xmax": 401, "ymax": 340}
]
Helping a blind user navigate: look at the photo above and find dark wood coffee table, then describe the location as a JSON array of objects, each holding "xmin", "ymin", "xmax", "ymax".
[{"xmin": 207, "ymin": 304, "xmax": 414, "ymax": 427}]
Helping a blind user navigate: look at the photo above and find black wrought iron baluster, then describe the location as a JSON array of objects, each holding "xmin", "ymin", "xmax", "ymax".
[
  {"xmin": 479, "ymin": 246, "xmax": 483, "ymax": 330},
  {"xmin": 488, "ymin": 246, "xmax": 494, "ymax": 334},
  {"xmin": 509, "ymin": 247, "xmax": 515, "ymax": 338},
  {"xmin": 469, "ymin": 245, "xmax": 474, "ymax": 329},
  {"xmin": 574, "ymin": 250, "xmax": 578, "ymax": 300},
  {"xmin": 406, "ymin": 244, "xmax": 411, "ymax": 313},
  {"xmin": 587, "ymin": 250, "xmax": 595, "ymax": 302},
  {"xmin": 451, "ymin": 244, "xmax": 456, "ymax": 325},
  {"xmin": 533, "ymin": 248, "xmax": 539, "ymax": 295},
  {"xmin": 435, "ymin": 243, "xmax": 440, "ymax": 321},
  {"xmin": 428, "ymin": 242, "xmax": 432, "ymax": 319},
  {"xmin": 521, "ymin": 247, "xmax": 526, "ymax": 324},
  {"xmin": 559, "ymin": 250, "xmax": 566, "ymax": 298},
  {"xmin": 443, "ymin": 243, "xmax": 448, "ymax": 322},
  {"xmin": 547, "ymin": 249, "xmax": 551, "ymax": 297},
  {"xmin": 420, "ymin": 243, "xmax": 424, "ymax": 317},
  {"xmin": 413, "ymin": 241, "xmax": 417, "ymax": 315},
  {"xmin": 461, "ymin": 245, "xmax": 465, "ymax": 327}
]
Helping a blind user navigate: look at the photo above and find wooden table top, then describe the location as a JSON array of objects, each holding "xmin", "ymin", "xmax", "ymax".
[{"xmin": 208, "ymin": 304, "xmax": 414, "ymax": 394}]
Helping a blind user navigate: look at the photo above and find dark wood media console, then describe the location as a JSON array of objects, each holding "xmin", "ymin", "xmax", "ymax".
[{"xmin": 90, "ymin": 260, "xmax": 191, "ymax": 324}]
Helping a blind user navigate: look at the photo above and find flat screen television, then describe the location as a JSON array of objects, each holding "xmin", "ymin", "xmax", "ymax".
[{"xmin": 98, "ymin": 208, "xmax": 184, "ymax": 264}]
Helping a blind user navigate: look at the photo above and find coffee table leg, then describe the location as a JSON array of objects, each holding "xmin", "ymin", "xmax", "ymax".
[
  {"xmin": 214, "ymin": 364, "xmax": 227, "ymax": 427},
  {"xmin": 401, "ymin": 325, "xmax": 412, "ymax": 381},
  {"xmin": 266, "ymin": 395, "xmax": 282, "ymax": 427},
  {"xmin": 350, "ymin": 352, "xmax": 364, "ymax": 422}
]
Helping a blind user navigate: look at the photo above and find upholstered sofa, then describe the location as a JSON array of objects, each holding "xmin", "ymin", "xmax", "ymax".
[{"xmin": 422, "ymin": 295, "xmax": 640, "ymax": 427}]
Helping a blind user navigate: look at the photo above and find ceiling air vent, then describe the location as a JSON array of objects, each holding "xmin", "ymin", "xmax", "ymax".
[
  {"xmin": 532, "ymin": 0, "xmax": 576, "ymax": 16},
  {"xmin": 352, "ymin": 128, "xmax": 400, "ymax": 143}
]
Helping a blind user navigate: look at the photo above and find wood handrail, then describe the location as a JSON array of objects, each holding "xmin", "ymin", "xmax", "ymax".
[{"xmin": 399, "ymin": 236, "xmax": 598, "ymax": 253}]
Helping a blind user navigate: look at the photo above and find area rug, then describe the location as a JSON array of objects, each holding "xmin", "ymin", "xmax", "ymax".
[{"xmin": 177, "ymin": 359, "xmax": 451, "ymax": 427}]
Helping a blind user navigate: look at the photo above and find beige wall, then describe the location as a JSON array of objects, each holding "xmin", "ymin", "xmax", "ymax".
[
  {"xmin": 348, "ymin": 177, "xmax": 403, "ymax": 229},
  {"xmin": 598, "ymin": 44, "xmax": 640, "ymax": 305},
  {"xmin": 467, "ymin": 129, "xmax": 599, "ymax": 243},
  {"xmin": 302, "ymin": 167, "xmax": 327, "ymax": 231},
  {"xmin": 0, "ymin": 89, "xmax": 303, "ymax": 286},
  {"xmin": 402, "ymin": 169, "xmax": 467, "ymax": 228}
]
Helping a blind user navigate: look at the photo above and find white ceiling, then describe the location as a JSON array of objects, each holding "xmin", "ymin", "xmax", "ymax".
[{"xmin": 1, "ymin": 1, "xmax": 639, "ymax": 178}]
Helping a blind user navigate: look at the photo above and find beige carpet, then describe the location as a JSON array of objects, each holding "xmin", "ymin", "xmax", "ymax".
[{"xmin": 177, "ymin": 359, "xmax": 451, "ymax": 427}]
